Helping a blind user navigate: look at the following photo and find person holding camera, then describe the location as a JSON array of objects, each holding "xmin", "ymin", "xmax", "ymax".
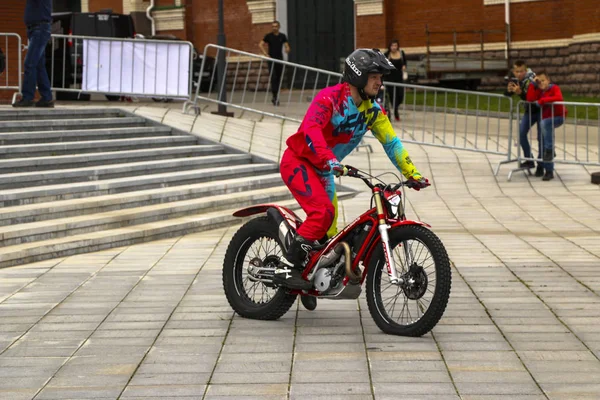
[
  {"xmin": 504, "ymin": 60, "xmax": 541, "ymax": 174},
  {"xmin": 526, "ymin": 70, "xmax": 567, "ymax": 181}
]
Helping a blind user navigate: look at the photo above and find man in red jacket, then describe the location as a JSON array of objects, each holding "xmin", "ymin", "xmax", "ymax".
[{"xmin": 526, "ymin": 71, "xmax": 567, "ymax": 181}]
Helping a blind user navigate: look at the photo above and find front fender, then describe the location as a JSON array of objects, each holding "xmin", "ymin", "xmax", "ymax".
[
  {"xmin": 232, "ymin": 204, "xmax": 304, "ymax": 229},
  {"xmin": 362, "ymin": 219, "xmax": 431, "ymax": 275}
]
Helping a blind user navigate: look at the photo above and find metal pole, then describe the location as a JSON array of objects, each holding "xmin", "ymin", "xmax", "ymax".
[
  {"xmin": 505, "ymin": 0, "xmax": 511, "ymax": 63},
  {"xmin": 453, "ymin": 29, "xmax": 457, "ymax": 71},
  {"xmin": 480, "ymin": 30, "xmax": 484, "ymax": 71},
  {"xmin": 212, "ymin": 0, "xmax": 234, "ymax": 117},
  {"xmin": 426, "ymin": 25, "xmax": 431, "ymax": 76}
]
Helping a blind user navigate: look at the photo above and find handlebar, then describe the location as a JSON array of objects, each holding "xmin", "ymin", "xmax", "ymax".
[{"xmin": 344, "ymin": 165, "xmax": 426, "ymax": 191}]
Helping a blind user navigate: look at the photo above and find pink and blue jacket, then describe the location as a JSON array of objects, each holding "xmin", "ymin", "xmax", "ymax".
[{"xmin": 286, "ymin": 83, "xmax": 421, "ymax": 179}]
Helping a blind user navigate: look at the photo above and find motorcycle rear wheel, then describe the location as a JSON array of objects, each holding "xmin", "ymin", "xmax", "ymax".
[
  {"xmin": 223, "ymin": 216, "xmax": 297, "ymax": 320},
  {"xmin": 366, "ymin": 225, "xmax": 451, "ymax": 336}
]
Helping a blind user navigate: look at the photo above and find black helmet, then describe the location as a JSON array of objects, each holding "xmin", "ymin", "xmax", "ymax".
[{"xmin": 343, "ymin": 48, "xmax": 395, "ymax": 99}]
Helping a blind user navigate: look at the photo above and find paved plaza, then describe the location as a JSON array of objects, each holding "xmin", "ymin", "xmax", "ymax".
[{"xmin": 0, "ymin": 100, "xmax": 599, "ymax": 399}]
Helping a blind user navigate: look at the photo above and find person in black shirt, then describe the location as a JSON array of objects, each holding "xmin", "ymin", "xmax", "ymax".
[
  {"xmin": 384, "ymin": 39, "xmax": 407, "ymax": 121},
  {"xmin": 259, "ymin": 21, "xmax": 290, "ymax": 106},
  {"xmin": 13, "ymin": 0, "xmax": 54, "ymax": 108}
]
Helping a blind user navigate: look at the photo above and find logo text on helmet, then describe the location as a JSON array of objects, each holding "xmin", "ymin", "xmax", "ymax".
[{"xmin": 346, "ymin": 58, "xmax": 362, "ymax": 76}]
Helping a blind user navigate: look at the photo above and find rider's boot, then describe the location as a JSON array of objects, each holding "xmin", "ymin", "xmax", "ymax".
[{"xmin": 273, "ymin": 234, "xmax": 314, "ymax": 291}]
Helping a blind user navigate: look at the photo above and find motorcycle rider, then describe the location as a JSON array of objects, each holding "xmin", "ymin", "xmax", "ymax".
[{"xmin": 273, "ymin": 48, "xmax": 430, "ymax": 297}]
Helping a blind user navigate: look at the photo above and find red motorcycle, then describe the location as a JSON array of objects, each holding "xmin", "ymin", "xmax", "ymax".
[{"xmin": 222, "ymin": 166, "xmax": 451, "ymax": 336}]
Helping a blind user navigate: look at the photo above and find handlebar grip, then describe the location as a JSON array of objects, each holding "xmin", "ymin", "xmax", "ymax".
[{"xmin": 344, "ymin": 165, "xmax": 358, "ymax": 177}]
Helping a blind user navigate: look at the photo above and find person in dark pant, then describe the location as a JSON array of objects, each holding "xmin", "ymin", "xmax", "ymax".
[
  {"xmin": 504, "ymin": 60, "xmax": 540, "ymax": 174},
  {"xmin": 384, "ymin": 39, "xmax": 407, "ymax": 121},
  {"xmin": 13, "ymin": 0, "xmax": 54, "ymax": 108},
  {"xmin": 259, "ymin": 21, "xmax": 290, "ymax": 106}
]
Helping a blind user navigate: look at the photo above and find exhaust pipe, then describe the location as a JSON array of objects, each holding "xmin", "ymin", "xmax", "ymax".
[
  {"xmin": 314, "ymin": 241, "xmax": 361, "ymax": 283},
  {"xmin": 340, "ymin": 242, "xmax": 361, "ymax": 283}
]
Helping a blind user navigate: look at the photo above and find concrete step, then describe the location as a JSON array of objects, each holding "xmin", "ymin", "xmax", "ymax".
[
  {"xmin": 0, "ymin": 186, "xmax": 293, "ymax": 247},
  {"xmin": 0, "ymin": 117, "xmax": 148, "ymax": 133},
  {"xmin": 0, "ymin": 108, "xmax": 123, "ymax": 121},
  {"xmin": 0, "ymin": 192, "xmax": 357, "ymax": 269},
  {"xmin": 0, "ymin": 163, "xmax": 279, "ymax": 206},
  {"xmin": 0, "ymin": 174, "xmax": 283, "ymax": 226},
  {"xmin": 0, "ymin": 126, "xmax": 176, "ymax": 145},
  {"xmin": 0, "ymin": 135, "xmax": 199, "ymax": 159},
  {"xmin": 0, "ymin": 145, "xmax": 225, "ymax": 173},
  {"xmin": 0, "ymin": 153, "xmax": 253, "ymax": 189}
]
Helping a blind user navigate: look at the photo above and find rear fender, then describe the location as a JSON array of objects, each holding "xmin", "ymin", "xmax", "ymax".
[
  {"xmin": 362, "ymin": 219, "xmax": 431, "ymax": 276},
  {"xmin": 233, "ymin": 204, "xmax": 303, "ymax": 232}
]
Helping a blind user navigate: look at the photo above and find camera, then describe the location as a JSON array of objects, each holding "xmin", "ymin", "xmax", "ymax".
[{"xmin": 504, "ymin": 76, "xmax": 519, "ymax": 84}]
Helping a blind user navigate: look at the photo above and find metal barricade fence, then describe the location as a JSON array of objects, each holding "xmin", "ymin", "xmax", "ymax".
[
  {"xmin": 183, "ymin": 44, "xmax": 343, "ymax": 123},
  {"xmin": 381, "ymin": 81, "xmax": 514, "ymax": 163},
  {"xmin": 48, "ymin": 34, "xmax": 194, "ymax": 100},
  {"xmin": 0, "ymin": 33, "xmax": 23, "ymax": 104},
  {"xmin": 508, "ymin": 100, "xmax": 600, "ymax": 180},
  {"xmin": 184, "ymin": 44, "xmax": 516, "ymax": 175}
]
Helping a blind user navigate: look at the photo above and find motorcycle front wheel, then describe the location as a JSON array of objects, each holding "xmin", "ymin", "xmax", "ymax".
[
  {"xmin": 223, "ymin": 216, "xmax": 297, "ymax": 320},
  {"xmin": 366, "ymin": 224, "xmax": 451, "ymax": 336}
]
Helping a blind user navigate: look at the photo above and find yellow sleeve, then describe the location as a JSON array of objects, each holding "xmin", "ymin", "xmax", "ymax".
[{"xmin": 369, "ymin": 107, "xmax": 422, "ymax": 179}]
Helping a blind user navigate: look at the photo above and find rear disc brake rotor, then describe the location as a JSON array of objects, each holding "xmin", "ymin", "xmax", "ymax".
[{"xmin": 247, "ymin": 255, "xmax": 279, "ymax": 287}]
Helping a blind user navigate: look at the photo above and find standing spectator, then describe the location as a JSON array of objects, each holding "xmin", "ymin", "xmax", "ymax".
[
  {"xmin": 384, "ymin": 39, "xmax": 407, "ymax": 121},
  {"xmin": 13, "ymin": 0, "xmax": 54, "ymax": 108},
  {"xmin": 526, "ymin": 70, "xmax": 567, "ymax": 181},
  {"xmin": 259, "ymin": 21, "xmax": 290, "ymax": 106},
  {"xmin": 504, "ymin": 60, "xmax": 541, "ymax": 175}
]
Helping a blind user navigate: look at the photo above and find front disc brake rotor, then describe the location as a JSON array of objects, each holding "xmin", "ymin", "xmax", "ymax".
[{"xmin": 401, "ymin": 264, "xmax": 428, "ymax": 300}]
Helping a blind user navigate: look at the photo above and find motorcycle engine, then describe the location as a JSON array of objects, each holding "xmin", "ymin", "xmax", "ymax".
[
  {"xmin": 313, "ymin": 268, "xmax": 333, "ymax": 292},
  {"xmin": 313, "ymin": 257, "xmax": 345, "ymax": 294}
]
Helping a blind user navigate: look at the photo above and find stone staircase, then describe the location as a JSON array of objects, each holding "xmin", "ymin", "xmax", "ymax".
[
  {"xmin": 0, "ymin": 108, "xmax": 354, "ymax": 268},
  {"xmin": 226, "ymin": 61, "xmax": 270, "ymax": 91}
]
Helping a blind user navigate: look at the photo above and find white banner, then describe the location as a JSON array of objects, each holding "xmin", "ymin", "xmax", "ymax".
[{"xmin": 82, "ymin": 39, "xmax": 191, "ymax": 98}]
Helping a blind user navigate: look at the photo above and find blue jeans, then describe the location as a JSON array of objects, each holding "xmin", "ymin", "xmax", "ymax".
[
  {"xmin": 22, "ymin": 23, "xmax": 52, "ymax": 102},
  {"xmin": 519, "ymin": 110, "xmax": 542, "ymax": 162},
  {"xmin": 540, "ymin": 116, "xmax": 564, "ymax": 172}
]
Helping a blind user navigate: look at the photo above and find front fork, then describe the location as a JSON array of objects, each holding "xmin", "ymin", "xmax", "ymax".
[{"xmin": 374, "ymin": 189, "xmax": 404, "ymax": 285}]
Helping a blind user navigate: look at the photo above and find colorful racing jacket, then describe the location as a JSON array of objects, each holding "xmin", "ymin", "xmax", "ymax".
[{"xmin": 286, "ymin": 82, "xmax": 422, "ymax": 179}]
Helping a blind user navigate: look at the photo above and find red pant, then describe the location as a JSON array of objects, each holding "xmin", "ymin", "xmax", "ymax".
[{"xmin": 280, "ymin": 149, "xmax": 337, "ymax": 241}]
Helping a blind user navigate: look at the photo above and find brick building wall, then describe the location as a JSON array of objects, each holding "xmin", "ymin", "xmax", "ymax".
[
  {"xmin": 190, "ymin": 0, "xmax": 270, "ymax": 58},
  {"xmin": 356, "ymin": 14, "xmax": 387, "ymax": 52},
  {"xmin": 359, "ymin": 0, "xmax": 600, "ymax": 96},
  {"xmin": 354, "ymin": 0, "xmax": 600, "ymax": 49},
  {"xmin": 88, "ymin": 0, "xmax": 123, "ymax": 13}
]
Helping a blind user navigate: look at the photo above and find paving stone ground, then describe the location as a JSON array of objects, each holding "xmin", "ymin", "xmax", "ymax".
[{"xmin": 1, "ymin": 100, "xmax": 599, "ymax": 399}]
